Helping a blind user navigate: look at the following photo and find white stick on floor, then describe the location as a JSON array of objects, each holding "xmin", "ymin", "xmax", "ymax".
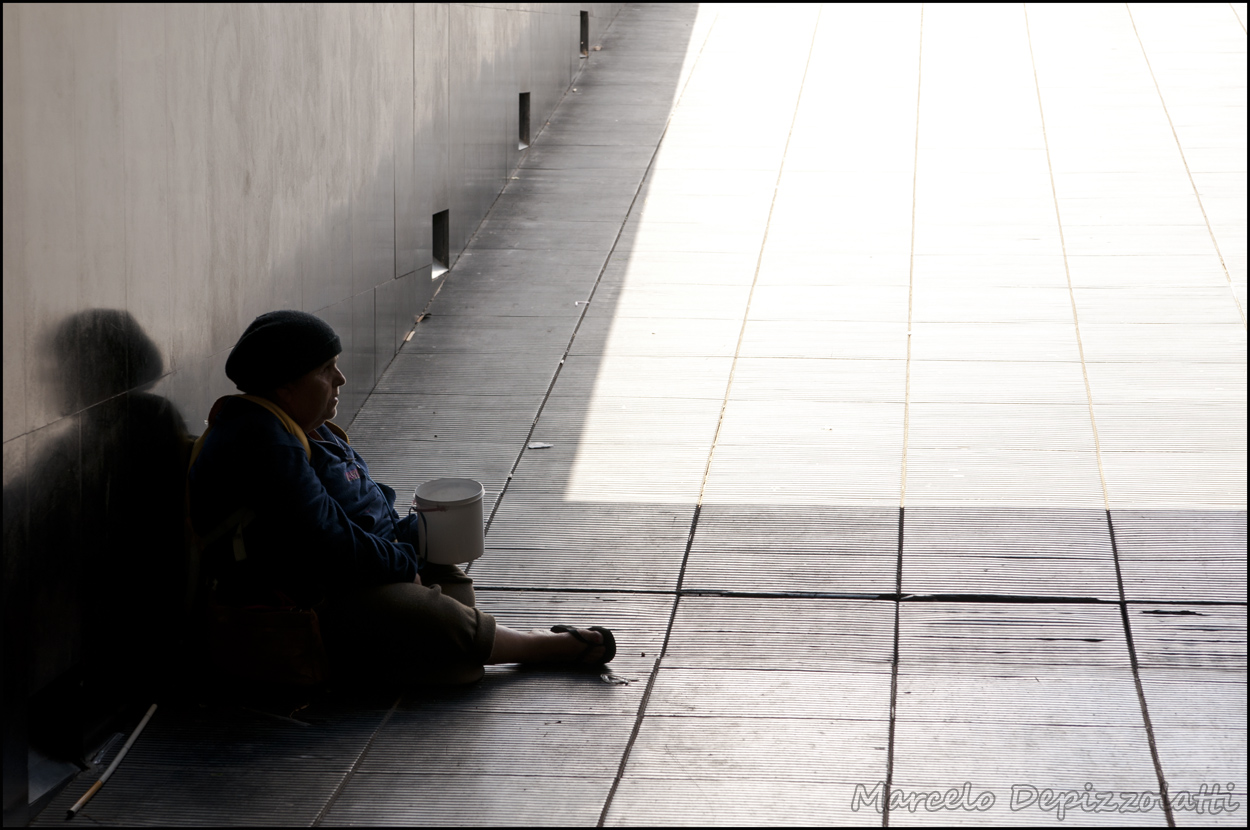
[{"xmin": 66, "ymin": 703, "xmax": 158, "ymax": 819}]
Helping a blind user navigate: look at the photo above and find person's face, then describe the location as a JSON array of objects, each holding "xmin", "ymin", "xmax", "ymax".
[{"xmin": 273, "ymin": 355, "xmax": 346, "ymax": 432}]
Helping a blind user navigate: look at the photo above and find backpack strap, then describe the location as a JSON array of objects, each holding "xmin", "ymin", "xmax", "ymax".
[
  {"xmin": 234, "ymin": 395, "xmax": 312, "ymax": 460},
  {"xmin": 188, "ymin": 395, "xmax": 312, "ymax": 470}
]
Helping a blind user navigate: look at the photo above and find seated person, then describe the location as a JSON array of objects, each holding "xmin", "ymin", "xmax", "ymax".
[{"xmin": 188, "ymin": 310, "xmax": 613, "ymax": 683}]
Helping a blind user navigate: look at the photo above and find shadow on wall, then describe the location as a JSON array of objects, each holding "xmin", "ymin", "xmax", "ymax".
[
  {"xmin": 5, "ymin": 310, "xmax": 189, "ymax": 766},
  {"xmin": 1, "ymin": 5, "xmax": 620, "ymax": 820}
]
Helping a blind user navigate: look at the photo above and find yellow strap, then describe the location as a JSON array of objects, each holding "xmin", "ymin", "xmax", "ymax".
[
  {"xmin": 188, "ymin": 395, "xmax": 313, "ymax": 472},
  {"xmin": 188, "ymin": 431, "xmax": 210, "ymax": 472},
  {"xmin": 187, "ymin": 395, "xmax": 314, "ymax": 553},
  {"xmin": 186, "ymin": 395, "xmax": 312, "ymax": 560},
  {"xmin": 323, "ymin": 421, "xmax": 349, "ymax": 444},
  {"xmin": 236, "ymin": 395, "xmax": 313, "ymax": 460}
]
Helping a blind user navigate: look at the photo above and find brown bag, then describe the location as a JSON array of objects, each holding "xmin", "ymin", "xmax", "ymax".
[{"xmin": 205, "ymin": 599, "xmax": 330, "ymax": 687}]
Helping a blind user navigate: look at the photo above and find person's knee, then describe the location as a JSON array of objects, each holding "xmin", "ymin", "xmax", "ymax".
[
  {"xmin": 419, "ymin": 563, "xmax": 476, "ymax": 608},
  {"xmin": 319, "ymin": 580, "xmax": 488, "ymax": 669},
  {"xmin": 434, "ymin": 581, "xmax": 475, "ymax": 608}
]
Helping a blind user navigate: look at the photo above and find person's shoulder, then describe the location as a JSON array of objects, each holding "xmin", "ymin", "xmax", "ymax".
[
  {"xmin": 215, "ymin": 395, "xmax": 285, "ymax": 430},
  {"xmin": 203, "ymin": 397, "xmax": 305, "ymax": 456}
]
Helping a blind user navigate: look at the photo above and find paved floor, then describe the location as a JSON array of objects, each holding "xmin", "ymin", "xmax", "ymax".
[{"xmin": 37, "ymin": 3, "xmax": 1246, "ymax": 826}]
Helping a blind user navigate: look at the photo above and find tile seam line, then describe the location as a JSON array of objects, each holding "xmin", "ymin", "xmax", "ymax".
[
  {"xmin": 658, "ymin": 1, "xmax": 825, "ymax": 681},
  {"xmin": 899, "ymin": 1, "xmax": 923, "ymax": 514},
  {"xmin": 396, "ymin": 1, "xmax": 625, "ymax": 348},
  {"xmin": 1022, "ymin": 3, "xmax": 1111, "ymax": 515},
  {"xmin": 594, "ymin": 7, "xmax": 725, "ymax": 826},
  {"xmin": 887, "ymin": 6, "xmax": 925, "ymax": 825},
  {"xmin": 1233, "ymin": 2, "xmax": 1249, "ymax": 33},
  {"xmin": 353, "ymin": 0, "xmax": 601, "ymax": 429},
  {"xmin": 1125, "ymin": 3, "xmax": 1246, "ymax": 329},
  {"xmin": 1026, "ymin": 6, "xmax": 1174, "ymax": 827},
  {"xmin": 485, "ymin": 0, "xmax": 726, "ymax": 540},
  {"xmin": 1106, "ymin": 509, "xmax": 1178, "ymax": 828},
  {"xmin": 689, "ymin": 3, "xmax": 826, "ymax": 558},
  {"xmin": 450, "ymin": 3, "xmax": 629, "ymax": 545},
  {"xmin": 309, "ymin": 692, "xmax": 403, "ymax": 827},
  {"xmin": 483, "ymin": 585, "xmax": 1249, "ymax": 605}
]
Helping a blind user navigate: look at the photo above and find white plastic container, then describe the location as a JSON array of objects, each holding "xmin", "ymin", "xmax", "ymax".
[{"xmin": 414, "ymin": 478, "xmax": 485, "ymax": 565}]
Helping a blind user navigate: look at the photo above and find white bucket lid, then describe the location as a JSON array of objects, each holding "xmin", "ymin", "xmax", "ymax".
[{"xmin": 415, "ymin": 477, "xmax": 484, "ymax": 507}]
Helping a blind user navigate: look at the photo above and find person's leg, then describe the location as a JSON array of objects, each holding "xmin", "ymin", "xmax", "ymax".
[
  {"xmin": 419, "ymin": 562, "xmax": 475, "ymax": 608},
  {"xmin": 319, "ymin": 580, "xmax": 613, "ymax": 681},
  {"xmin": 417, "ymin": 565, "xmax": 611, "ymax": 664},
  {"xmin": 317, "ymin": 581, "xmax": 494, "ymax": 684}
]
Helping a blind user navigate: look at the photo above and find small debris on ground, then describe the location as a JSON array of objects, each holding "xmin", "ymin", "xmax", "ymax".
[
  {"xmin": 599, "ymin": 672, "xmax": 631, "ymax": 685},
  {"xmin": 527, "ymin": 442, "xmax": 553, "ymax": 449}
]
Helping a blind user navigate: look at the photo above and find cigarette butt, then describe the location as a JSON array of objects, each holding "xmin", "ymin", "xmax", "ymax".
[
  {"xmin": 66, "ymin": 780, "xmax": 104, "ymax": 818},
  {"xmin": 67, "ymin": 703, "xmax": 158, "ymax": 818}
]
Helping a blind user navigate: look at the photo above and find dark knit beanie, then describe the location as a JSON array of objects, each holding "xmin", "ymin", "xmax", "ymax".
[{"xmin": 225, "ymin": 310, "xmax": 342, "ymax": 394}]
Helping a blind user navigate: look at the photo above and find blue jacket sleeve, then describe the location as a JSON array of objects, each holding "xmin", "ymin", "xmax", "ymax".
[
  {"xmin": 260, "ymin": 438, "xmax": 419, "ymax": 588},
  {"xmin": 394, "ymin": 511, "xmax": 422, "ymax": 552},
  {"xmin": 361, "ymin": 456, "xmax": 423, "ymax": 554},
  {"xmin": 190, "ymin": 404, "xmax": 418, "ymax": 595}
]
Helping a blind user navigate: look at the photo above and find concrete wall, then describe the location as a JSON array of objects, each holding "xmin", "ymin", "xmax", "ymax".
[{"xmin": 1, "ymin": 3, "xmax": 620, "ymax": 822}]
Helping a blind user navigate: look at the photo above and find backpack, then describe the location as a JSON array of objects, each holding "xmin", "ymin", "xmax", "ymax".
[{"xmin": 187, "ymin": 395, "xmax": 340, "ymax": 687}]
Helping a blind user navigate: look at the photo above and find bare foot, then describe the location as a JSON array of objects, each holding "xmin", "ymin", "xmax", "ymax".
[{"xmin": 550, "ymin": 627, "xmax": 608, "ymax": 664}]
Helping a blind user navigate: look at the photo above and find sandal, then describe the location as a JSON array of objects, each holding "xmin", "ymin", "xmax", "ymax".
[{"xmin": 550, "ymin": 625, "xmax": 616, "ymax": 665}]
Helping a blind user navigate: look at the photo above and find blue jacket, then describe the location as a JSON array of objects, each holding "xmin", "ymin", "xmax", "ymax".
[{"xmin": 188, "ymin": 396, "xmax": 420, "ymax": 604}]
